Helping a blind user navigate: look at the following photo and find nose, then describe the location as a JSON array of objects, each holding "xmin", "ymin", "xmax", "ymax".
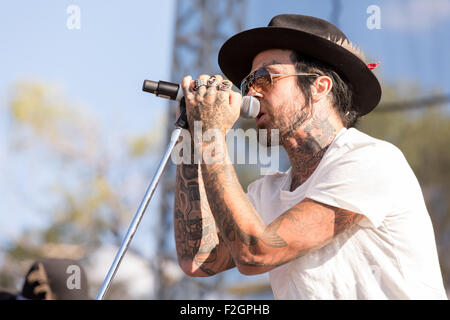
[{"xmin": 246, "ymin": 86, "xmax": 263, "ymax": 98}]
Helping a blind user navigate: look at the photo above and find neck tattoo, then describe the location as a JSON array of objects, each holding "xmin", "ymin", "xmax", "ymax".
[{"xmin": 285, "ymin": 117, "xmax": 337, "ymax": 191}]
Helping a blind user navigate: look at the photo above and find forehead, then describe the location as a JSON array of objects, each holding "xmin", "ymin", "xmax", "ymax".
[{"xmin": 251, "ymin": 49, "xmax": 295, "ymax": 72}]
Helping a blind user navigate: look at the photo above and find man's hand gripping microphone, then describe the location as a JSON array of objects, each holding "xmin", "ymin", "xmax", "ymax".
[{"xmin": 142, "ymin": 79, "xmax": 260, "ymax": 130}]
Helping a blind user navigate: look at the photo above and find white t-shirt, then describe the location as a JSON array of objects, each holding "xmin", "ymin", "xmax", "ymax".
[{"xmin": 246, "ymin": 127, "xmax": 447, "ymax": 300}]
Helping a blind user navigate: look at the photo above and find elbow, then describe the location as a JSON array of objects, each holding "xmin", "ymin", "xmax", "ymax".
[
  {"xmin": 234, "ymin": 252, "xmax": 270, "ymax": 276},
  {"xmin": 236, "ymin": 263, "xmax": 258, "ymax": 276},
  {"xmin": 178, "ymin": 259, "xmax": 216, "ymax": 277},
  {"xmin": 179, "ymin": 261, "xmax": 202, "ymax": 277},
  {"xmin": 236, "ymin": 261, "xmax": 269, "ymax": 276}
]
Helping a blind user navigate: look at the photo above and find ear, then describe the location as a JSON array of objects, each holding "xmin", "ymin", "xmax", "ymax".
[{"xmin": 311, "ymin": 76, "xmax": 333, "ymax": 103}]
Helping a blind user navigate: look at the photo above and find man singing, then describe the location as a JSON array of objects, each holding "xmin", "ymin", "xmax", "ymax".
[{"xmin": 173, "ymin": 14, "xmax": 447, "ymax": 299}]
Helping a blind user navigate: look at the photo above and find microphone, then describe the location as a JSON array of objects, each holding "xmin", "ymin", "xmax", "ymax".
[{"xmin": 142, "ymin": 79, "xmax": 260, "ymax": 119}]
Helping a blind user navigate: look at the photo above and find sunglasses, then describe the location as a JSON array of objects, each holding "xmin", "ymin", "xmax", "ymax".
[{"xmin": 240, "ymin": 67, "xmax": 319, "ymax": 96}]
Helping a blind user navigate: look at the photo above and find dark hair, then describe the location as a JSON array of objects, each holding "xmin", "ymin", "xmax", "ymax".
[{"xmin": 289, "ymin": 51, "xmax": 359, "ymax": 128}]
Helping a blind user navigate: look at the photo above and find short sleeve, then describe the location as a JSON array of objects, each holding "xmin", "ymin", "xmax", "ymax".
[{"xmin": 305, "ymin": 142, "xmax": 409, "ymax": 229}]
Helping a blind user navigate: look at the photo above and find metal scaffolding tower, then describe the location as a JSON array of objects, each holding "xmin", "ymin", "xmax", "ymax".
[{"xmin": 155, "ymin": 0, "xmax": 247, "ymax": 299}]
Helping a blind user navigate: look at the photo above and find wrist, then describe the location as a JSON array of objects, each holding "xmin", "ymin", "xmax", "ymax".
[{"xmin": 201, "ymin": 131, "xmax": 230, "ymax": 165}]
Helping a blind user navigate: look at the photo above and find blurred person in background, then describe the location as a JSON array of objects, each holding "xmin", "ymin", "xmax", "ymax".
[{"xmin": 0, "ymin": 258, "xmax": 90, "ymax": 300}]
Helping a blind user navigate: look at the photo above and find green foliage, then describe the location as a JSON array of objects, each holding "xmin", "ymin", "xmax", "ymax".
[{"xmin": 1, "ymin": 80, "xmax": 160, "ymax": 299}]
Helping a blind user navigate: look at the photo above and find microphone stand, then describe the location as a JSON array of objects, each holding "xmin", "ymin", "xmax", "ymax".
[{"xmin": 96, "ymin": 98, "xmax": 188, "ymax": 300}]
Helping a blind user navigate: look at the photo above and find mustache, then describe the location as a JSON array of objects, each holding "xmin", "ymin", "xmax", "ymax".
[{"xmin": 257, "ymin": 98, "xmax": 270, "ymax": 114}]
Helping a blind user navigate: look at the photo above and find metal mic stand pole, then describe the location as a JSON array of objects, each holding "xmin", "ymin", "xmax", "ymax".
[{"xmin": 96, "ymin": 98, "xmax": 188, "ymax": 300}]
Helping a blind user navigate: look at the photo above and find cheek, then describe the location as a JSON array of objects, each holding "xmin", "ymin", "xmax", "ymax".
[
  {"xmin": 286, "ymin": 86, "xmax": 308, "ymax": 116},
  {"xmin": 263, "ymin": 82, "xmax": 306, "ymax": 120},
  {"xmin": 275, "ymin": 92, "xmax": 304, "ymax": 119},
  {"xmin": 263, "ymin": 91, "xmax": 288, "ymax": 116}
]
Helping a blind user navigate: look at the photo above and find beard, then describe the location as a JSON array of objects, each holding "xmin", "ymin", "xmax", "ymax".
[
  {"xmin": 257, "ymin": 99, "xmax": 310, "ymax": 147},
  {"xmin": 257, "ymin": 127, "xmax": 279, "ymax": 148}
]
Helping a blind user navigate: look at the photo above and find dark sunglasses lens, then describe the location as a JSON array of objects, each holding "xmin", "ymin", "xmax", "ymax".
[
  {"xmin": 254, "ymin": 68, "xmax": 271, "ymax": 85},
  {"xmin": 240, "ymin": 68, "xmax": 271, "ymax": 96}
]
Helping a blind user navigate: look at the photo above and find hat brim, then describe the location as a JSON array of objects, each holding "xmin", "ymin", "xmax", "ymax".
[{"xmin": 218, "ymin": 27, "xmax": 381, "ymax": 115}]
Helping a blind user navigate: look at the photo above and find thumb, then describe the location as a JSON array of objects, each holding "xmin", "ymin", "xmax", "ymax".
[{"xmin": 229, "ymin": 90, "xmax": 242, "ymax": 115}]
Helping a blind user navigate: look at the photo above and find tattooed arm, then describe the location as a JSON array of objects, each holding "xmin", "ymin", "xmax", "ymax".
[
  {"xmin": 174, "ymin": 162, "xmax": 236, "ymax": 276},
  {"xmin": 177, "ymin": 72, "xmax": 361, "ymax": 276},
  {"xmin": 201, "ymin": 152, "xmax": 362, "ymax": 275},
  {"xmin": 173, "ymin": 74, "xmax": 242, "ymax": 277}
]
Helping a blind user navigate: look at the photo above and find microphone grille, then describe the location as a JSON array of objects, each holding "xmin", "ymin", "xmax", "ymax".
[{"xmin": 240, "ymin": 96, "xmax": 260, "ymax": 119}]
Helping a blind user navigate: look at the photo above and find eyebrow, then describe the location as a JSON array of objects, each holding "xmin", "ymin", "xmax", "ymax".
[
  {"xmin": 261, "ymin": 60, "xmax": 289, "ymax": 73},
  {"xmin": 261, "ymin": 60, "xmax": 282, "ymax": 67}
]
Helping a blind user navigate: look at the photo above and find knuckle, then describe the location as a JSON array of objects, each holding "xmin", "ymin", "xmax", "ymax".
[
  {"xmin": 198, "ymin": 87, "xmax": 206, "ymax": 95},
  {"xmin": 185, "ymin": 93, "xmax": 195, "ymax": 103},
  {"xmin": 217, "ymin": 92, "xmax": 229, "ymax": 102},
  {"xmin": 195, "ymin": 94, "xmax": 204, "ymax": 103},
  {"xmin": 182, "ymin": 76, "xmax": 192, "ymax": 86},
  {"xmin": 206, "ymin": 87, "xmax": 216, "ymax": 95},
  {"xmin": 204, "ymin": 95, "xmax": 216, "ymax": 104}
]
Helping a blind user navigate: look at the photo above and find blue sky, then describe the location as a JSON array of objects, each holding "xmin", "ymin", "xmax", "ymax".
[
  {"xmin": 0, "ymin": 0, "xmax": 177, "ymax": 247},
  {"xmin": 246, "ymin": 0, "xmax": 450, "ymax": 95},
  {"xmin": 1, "ymin": 0, "xmax": 450, "ymax": 252}
]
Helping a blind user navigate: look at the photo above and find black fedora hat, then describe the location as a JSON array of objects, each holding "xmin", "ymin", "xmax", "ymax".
[{"xmin": 218, "ymin": 14, "xmax": 381, "ymax": 116}]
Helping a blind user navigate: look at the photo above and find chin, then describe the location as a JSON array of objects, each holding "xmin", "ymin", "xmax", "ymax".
[{"xmin": 257, "ymin": 127, "xmax": 281, "ymax": 147}]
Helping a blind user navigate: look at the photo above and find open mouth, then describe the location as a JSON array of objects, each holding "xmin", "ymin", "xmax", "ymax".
[{"xmin": 256, "ymin": 111, "xmax": 266, "ymax": 121}]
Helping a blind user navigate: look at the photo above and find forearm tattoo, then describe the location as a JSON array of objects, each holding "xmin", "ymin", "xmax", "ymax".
[
  {"xmin": 200, "ymin": 158, "xmax": 362, "ymax": 270},
  {"xmin": 174, "ymin": 163, "xmax": 235, "ymax": 275}
]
